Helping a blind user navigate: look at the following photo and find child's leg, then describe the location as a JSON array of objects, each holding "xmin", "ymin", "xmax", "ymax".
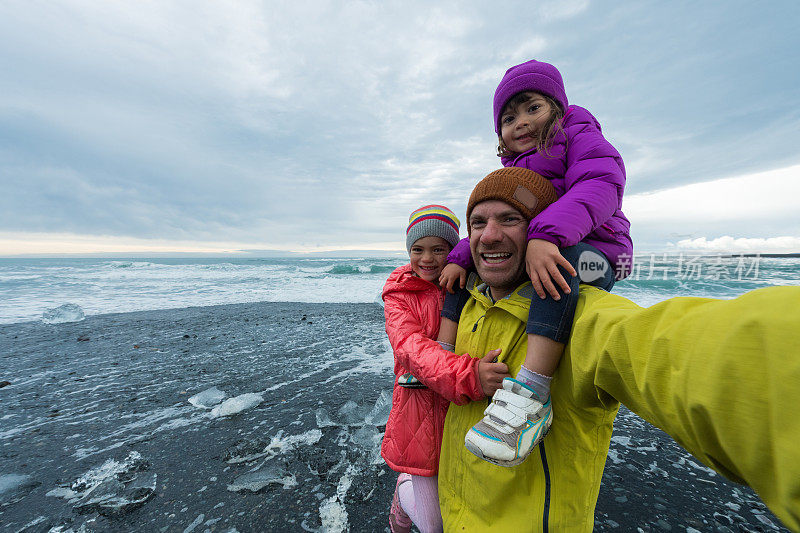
[
  {"xmin": 437, "ymin": 317, "xmax": 458, "ymax": 350},
  {"xmin": 465, "ymin": 243, "xmax": 613, "ymax": 466},
  {"xmin": 438, "ymin": 286, "xmax": 471, "ymax": 350},
  {"xmin": 398, "ymin": 475, "xmax": 443, "ymax": 533},
  {"xmin": 518, "ymin": 242, "xmax": 614, "ymax": 399}
]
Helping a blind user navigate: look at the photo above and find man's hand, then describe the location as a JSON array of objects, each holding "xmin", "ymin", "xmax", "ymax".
[
  {"xmin": 439, "ymin": 263, "xmax": 467, "ymax": 294},
  {"xmin": 525, "ymin": 239, "xmax": 576, "ymax": 300},
  {"xmin": 477, "ymin": 349, "xmax": 510, "ymax": 397}
]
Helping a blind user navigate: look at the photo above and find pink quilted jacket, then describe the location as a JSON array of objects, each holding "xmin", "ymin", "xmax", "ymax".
[{"xmin": 380, "ymin": 264, "xmax": 484, "ymax": 476}]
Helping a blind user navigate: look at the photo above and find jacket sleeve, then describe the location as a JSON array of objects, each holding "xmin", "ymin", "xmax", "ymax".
[
  {"xmin": 384, "ymin": 292, "xmax": 484, "ymax": 405},
  {"xmin": 446, "ymin": 237, "xmax": 474, "ymax": 269},
  {"xmin": 566, "ymin": 286, "xmax": 800, "ymax": 531},
  {"xmin": 527, "ymin": 107, "xmax": 625, "ymax": 247}
]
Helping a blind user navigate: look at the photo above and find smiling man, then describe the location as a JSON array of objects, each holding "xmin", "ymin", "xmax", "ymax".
[
  {"xmin": 431, "ymin": 169, "xmax": 800, "ymax": 531},
  {"xmin": 466, "ymin": 199, "xmax": 528, "ymax": 296},
  {"xmin": 436, "ymin": 168, "xmax": 620, "ymax": 531}
]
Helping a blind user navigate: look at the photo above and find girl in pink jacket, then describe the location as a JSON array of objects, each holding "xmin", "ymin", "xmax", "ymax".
[{"xmin": 381, "ymin": 205, "xmax": 481, "ymax": 533}]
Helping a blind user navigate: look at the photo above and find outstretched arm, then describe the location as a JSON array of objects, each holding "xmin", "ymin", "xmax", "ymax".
[{"xmin": 567, "ymin": 286, "xmax": 800, "ymax": 530}]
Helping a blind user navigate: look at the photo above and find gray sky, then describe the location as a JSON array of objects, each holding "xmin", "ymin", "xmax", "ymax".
[{"xmin": 1, "ymin": 0, "xmax": 799, "ymax": 256}]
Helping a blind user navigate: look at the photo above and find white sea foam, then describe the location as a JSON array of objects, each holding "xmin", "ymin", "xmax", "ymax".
[
  {"xmin": 209, "ymin": 393, "xmax": 263, "ymax": 418},
  {"xmin": 318, "ymin": 464, "xmax": 357, "ymax": 533}
]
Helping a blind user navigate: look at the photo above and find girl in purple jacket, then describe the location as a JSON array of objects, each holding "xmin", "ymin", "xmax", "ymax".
[{"xmin": 438, "ymin": 59, "xmax": 633, "ymax": 466}]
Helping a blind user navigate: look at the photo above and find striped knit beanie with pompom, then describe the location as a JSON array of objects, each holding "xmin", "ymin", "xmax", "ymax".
[{"xmin": 406, "ymin": 205, "xmax": 461, "ymax": 252}]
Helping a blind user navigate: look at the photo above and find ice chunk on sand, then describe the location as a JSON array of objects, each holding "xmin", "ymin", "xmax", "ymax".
[
  {"xmin": 46, "ymin": 451, "xmax": 155, "ymax": 516},
  {"xmin": 364, "ymin": 389, "xmax": 392, "ymax": 427},
  {"xmin": 210, "ymin": 393, "xmax": 263, "ymax": 418},
  {"xmin": 189, "ymin": 387, "xmax": 227, "ymax": 409},
  {"xmin": 223, "ymin": 429, "xmax": 323, "ymax": 464},
  {"xmin": 53, "ymin": 451, "xmax": 147, "ymax": 502},
  {"xmin": 316, "ymin": 400, "xmax": 368, "ymax": 428},
  {"xmin": 74, "ymin": 473, "xmax": 157, "ymax": 516},
  {"xmin": 227, "ymin": 464, "xmax": 297, "ymax": 493},
  {"xmin": 41, "ymin": 303, "xmax": 85, "ymax": 324},
  {"xmin": 337, "ymin": 400, "xmax": 366, "ymax": 426},
  {"xmin": 0, "ymin": 473, "xmax": 34, "ymax": 495},
  {"xmin": 350, "ymin": 425, "xmax": 383, "ymax": 465},
  {"xmin": 315, "ymin": 407, "xmax": 337, "ymax": 428},
  {"xmin": 266, "ymin": 429, "xmax": 322, "ymax": 456},
  {"xmin": 184, "ymin": 513, "xmax": 205, "ymax": 533},
  {"xmin": 316, "ymin": 392, "xmax": 391, "ymax": 429}
]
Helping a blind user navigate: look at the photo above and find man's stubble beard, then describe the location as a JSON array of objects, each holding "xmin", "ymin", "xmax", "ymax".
[{"xmin": 473, "ymin": 254, "xmax": 529, "ymax": 298}]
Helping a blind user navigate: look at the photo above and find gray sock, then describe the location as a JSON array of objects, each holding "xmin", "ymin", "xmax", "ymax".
[
  {"xmin": 437, "ymin": 341, "xmax": 454, "ymax": 351},
  {"xmin": 515, "ymin": 365, "xmax": 552, "ymax": 401}
]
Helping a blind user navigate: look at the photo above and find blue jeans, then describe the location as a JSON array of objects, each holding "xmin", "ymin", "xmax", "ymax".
[{"xmin": 441, "ymin": 242, "xmax": 615, "ymax": 344}]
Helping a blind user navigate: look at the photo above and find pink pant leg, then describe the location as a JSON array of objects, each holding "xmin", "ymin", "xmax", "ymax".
[{"xmin": 398, "ymin": 474, "xmax": 443, "ymax": 533}]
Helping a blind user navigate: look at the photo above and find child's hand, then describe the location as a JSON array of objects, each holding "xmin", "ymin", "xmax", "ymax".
[
  {"xmin": 525, "ymin": 239, "xmax": 577, "ymax": 300},
  {"xmin": 439, "ymin": 263, "xmax": 467, "ymax": 294},
  {"xmin": 477, "ymin": 349, "xmax": 509, "ymax": 397}
]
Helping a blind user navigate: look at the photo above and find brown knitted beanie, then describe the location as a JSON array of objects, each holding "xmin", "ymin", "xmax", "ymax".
[{"xmin": 466, "ymin": 168, "xmax": 558, "ymax": 233}]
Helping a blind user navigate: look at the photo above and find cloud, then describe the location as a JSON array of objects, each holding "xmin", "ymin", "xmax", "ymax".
[
  {"xmin": 625, "ymin": 164, "xmax": 800, "ymax": 223},
  {"xmin": 0, "ymin": 1, "xmax": 798, "ymax": 255},
  {"xmin": 668, "ymin": 236, "xmax": 800, "ymax": 254},
  {"xmin": 625, "ymin": 163, "xmax": 800, "ymax": 252}
]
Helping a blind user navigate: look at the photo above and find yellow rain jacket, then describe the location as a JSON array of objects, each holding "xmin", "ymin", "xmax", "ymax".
[{"xmin": 439, "ymin": 279, "xmax": 800, "ymax": 532}]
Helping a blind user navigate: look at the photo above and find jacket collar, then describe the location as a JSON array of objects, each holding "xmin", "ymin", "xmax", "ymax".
[
  {"xmin": 465, "ymin": 272, "xmax": 533, "ymax": 324},
  {"xmin": 382, "ymin": 263, "xmax": 440, "ymax": 298}
]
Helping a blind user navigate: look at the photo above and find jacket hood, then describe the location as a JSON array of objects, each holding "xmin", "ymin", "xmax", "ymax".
[
  {"xmin": 382, "ymin": 264, "xmax": 439, "ymax": 299},
  {"xmin": 494, "ymin": 59, "xmax": 569, "ymax": 134}
]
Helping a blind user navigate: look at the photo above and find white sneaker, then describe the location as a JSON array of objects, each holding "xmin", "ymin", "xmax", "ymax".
[
  {"xmin": 397, "ymin": 373, "xmax": 426, "ymax": 389},
  {"xmin": 464, "ymin": 378, "xmax": 552, "ymax": 467}
]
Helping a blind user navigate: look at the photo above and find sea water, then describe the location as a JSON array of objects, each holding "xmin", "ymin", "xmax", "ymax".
[
  {"xmin": 0, "ymin": 257, "xmax": 400, "ymax": 324},
  {"xmin": 1, "ymin": 256, "xmax": 797, "ymax": 531},
  {"xmin": 1, "ymin": 254, "xmax": 799, "ymax": 324}
]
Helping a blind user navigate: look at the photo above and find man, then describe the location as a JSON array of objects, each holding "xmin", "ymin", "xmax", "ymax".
[{"xmin": 407, "ymin": 168, "xmax": 800, "ymax": 531}]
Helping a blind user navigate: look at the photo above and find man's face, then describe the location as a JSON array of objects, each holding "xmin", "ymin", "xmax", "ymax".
[{"xmin": 469, "ymin": 200, "xmax": 529, "ymax": 299}]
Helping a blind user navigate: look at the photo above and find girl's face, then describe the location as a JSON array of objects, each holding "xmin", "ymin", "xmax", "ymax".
[
  {"xmin": 409, "ymin": 236, "xmax": 450, "ymax": 284},
  {"xmin": 499, "ymin": 92, "xmax": 553, "ymax": 154}
]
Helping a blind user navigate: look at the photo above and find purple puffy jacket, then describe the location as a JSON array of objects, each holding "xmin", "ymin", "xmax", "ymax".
[{"xmin": 448, "ymin": 105, "xmax": 633, "ymax": 279}]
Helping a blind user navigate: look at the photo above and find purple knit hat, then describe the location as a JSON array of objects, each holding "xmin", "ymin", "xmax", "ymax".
[{"xmin": 493, "ymin": 59, "xmax": 568, "ymax": 134}]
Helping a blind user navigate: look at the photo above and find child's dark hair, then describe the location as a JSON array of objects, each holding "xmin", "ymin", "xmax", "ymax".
[{"xmin": 497, "ymin": 92, "xmax": 565, "ymax": 158}]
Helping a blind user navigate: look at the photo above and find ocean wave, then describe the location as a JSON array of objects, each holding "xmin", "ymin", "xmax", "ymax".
[
  {"xmin": 326, "ymin": 264, "xmax": 397, "ymax": 275},
  {"xmin": 3, "ymin": 256, "xmax": 796, "ymax": 325},
  {"xmin": 106, "ymin": 261, "xmax": 158, "ymax": 269},
  {"xmin": 0, "ymin": 274, "xmax": 42, "ymax": 282}
]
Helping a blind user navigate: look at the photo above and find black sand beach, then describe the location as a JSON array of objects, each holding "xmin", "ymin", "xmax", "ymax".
[{"xmin": 0, "ymin": 302, "xmax": 788, "ymax": 532}]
